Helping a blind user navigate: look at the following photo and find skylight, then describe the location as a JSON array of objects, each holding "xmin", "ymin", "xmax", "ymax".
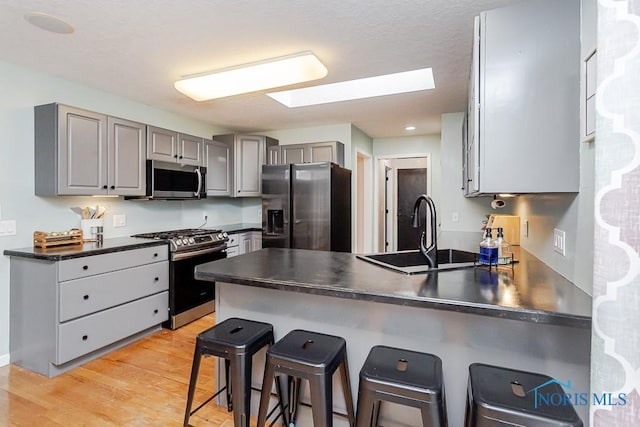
[{"xmin": 267, "ymin": 68, "xmax": 435, "ymax": 108}]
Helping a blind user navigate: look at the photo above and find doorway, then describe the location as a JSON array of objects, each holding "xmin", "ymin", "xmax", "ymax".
[
  {"xmin": 375, "ymin": 155, "xmax": 430, "ymax": 252},
  {"xmin": 354, "ymin": 150, "xmax": 373, "ymax": 254}
]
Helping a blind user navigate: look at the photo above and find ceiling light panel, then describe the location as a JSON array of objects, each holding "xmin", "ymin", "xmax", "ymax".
[
  {"xmin": 24, "ymin": 12, "xmax": 74, "ymax": 34},
  {"xmin": 175, "ymin": 51, "xmax": 327, "ymax": 101},
  {"xmin": 267, "ymin": 68, "xmax": 435, "ymax": 108}
]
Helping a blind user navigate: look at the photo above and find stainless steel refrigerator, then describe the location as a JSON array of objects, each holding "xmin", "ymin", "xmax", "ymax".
[{"xmin": 262, "ymin": 162, "xmax": 351, "ymax": 252}]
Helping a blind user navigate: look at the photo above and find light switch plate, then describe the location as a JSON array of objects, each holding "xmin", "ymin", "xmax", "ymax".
[
  {"xmin": 113, "ymin": 214, "xmax": 127, "ymax": 228},
  {"xmin": 553, "ymin": 228, "xmax": 566, "ymax": 256},
  {"xmin": 0, "ymin": 220, "xmax": 16, "ymax": 236}
]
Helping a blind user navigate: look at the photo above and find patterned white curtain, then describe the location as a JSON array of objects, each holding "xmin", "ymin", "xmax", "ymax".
[{"xmin": 591, "ymin": 0, "xmax": 640, "ymax": 425}]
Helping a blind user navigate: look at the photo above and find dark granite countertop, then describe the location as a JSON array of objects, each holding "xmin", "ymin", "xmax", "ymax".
[
  {"xmin": 215, "ymin": 223, "xmax": 262, "ymax": 234},
  {"xmin": 3, "ymin": 237, "xmax": 168, "ymax": 261},
  {"xmin": 195, "ymin": 246, "xmax": 592, "ymax": 328}
]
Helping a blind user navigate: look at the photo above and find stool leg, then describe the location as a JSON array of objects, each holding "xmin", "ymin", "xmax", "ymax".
[
  {"xmin": 224, "ymin": 359, "xmax": 232, "ymax": 412},
  {"xmin": 257, "ymin": 355, "xmax": 276, "ymax": 426},
  {"xmin": 288, "ymin": 376, "xmax": 302, "ymax": 426},
  {"xmin": 355, "ymin": 386, "xmax": 376, "ymax": 427},
  {"xmin": 230, "ymin": 353, "xmax": 252, "ymax": 427},
  {"xmin": 372, "ymin": 400, "xmax": 381, "ymax": 427},
  {"xmin": 183, "ymin": 344, "xmax": 202, "ymax": 427},
  {"xmin": 339, "ymin": 359, "xmax": 356, "ymax": 426},
  {"xmin": 309, "ymin": 373, "xmax": 333, "ymax": 427}
]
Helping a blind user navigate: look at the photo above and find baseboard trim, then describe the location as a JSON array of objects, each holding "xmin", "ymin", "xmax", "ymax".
[{"xmin": 0, "ymin": 353, "xmax": 9, "ymax": 367}]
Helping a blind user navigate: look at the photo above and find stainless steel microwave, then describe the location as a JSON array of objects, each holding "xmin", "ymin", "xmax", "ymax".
[{"xmin": 126, "ymin": 160, "xmax": 206, "ymax": 200}]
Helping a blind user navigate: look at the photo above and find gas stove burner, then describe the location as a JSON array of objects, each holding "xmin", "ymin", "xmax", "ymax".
[{"xmin": 132, "ymin": 228, "xmax": 228, "ymax": 252}]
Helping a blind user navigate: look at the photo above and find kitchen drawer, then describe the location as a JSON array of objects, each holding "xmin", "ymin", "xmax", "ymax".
[
  {"xmin": 58, "ymin": 245, "xmax": 168, "ymax": 282},
  {"xmin": 227, "ymin": 233, "xmax": 239, "ymax": 247},
  {"xmin": 226, "ymin": 246, "xmax": 240, "ymax": 258},
  {"xmin": 56, "ymin": 291, "xmax": 168, "ymax": 365},
  {"xmin": 59, "ymin": 261, "xmax": 169, "ymax": 322}
]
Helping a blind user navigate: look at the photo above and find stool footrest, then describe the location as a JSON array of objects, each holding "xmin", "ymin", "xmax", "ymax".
[{"xmin": 190, "ymin": 386, "xmax": 229, "ymax": 417}]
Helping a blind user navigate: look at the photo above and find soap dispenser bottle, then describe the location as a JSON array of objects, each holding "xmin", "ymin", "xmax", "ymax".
[
  {"xmin": 479, "ymin": 228, "xmax": 498, "ymax": 265},
  {"xmin": 495, "ymin": 227, "xmax": 512, "ymax": 265}
]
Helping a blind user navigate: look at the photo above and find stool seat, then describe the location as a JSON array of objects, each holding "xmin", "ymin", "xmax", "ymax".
[
  {"xmin": 257, "ymin": 329, "xmax": 356, "ymax": 427},
  {"xmin": 184, "ymin": 317, "xmax": 280, "ymax": 427},
  {"xmin": 197, "ymin": 317, "xmax": 274, "ymax": 355},
  {"xmin": 466, "ymin": 363, "xmax": 583, "ymax": 426},
  {"xmin": 267, "ymin": 329, "xmax": 346, "ymax": 373},
  {"xmin": 356, "ymin": 346, "xmax": 447, "ymax": 427}
]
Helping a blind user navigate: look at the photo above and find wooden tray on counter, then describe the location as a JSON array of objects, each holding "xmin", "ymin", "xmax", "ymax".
[{"xmin": 33, "ymin": 229, "xmax": 84, "ymax": 248}]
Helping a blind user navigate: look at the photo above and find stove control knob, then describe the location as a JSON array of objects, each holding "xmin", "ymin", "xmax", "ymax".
[
  {"xmin": 217, "ymin": 233, "xmax": 224, "ymax": 239},
  {"xmin": 189, "ymin": 237, "xmax": 195, "ymax": 244},
  {"xmin": 182, "ymin": 238, "xmax": 189, "ymax": 245},
  {"xmin": 222, "ymin": 232, "xmax": 228, "ymax": 238},
  {"xmin": 175, "ymin": 240, "xmax": 182, "ymax": 246}
]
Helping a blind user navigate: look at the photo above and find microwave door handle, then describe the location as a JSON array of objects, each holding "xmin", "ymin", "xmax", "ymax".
[{"xmin": 194, "ymin": 169, "xmax": 202, "ymax": 197}]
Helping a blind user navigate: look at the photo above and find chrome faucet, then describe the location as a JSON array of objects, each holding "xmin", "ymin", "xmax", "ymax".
[{"xmin": 411, "ymin": 194, "xmax": 438, "ymax": 268}]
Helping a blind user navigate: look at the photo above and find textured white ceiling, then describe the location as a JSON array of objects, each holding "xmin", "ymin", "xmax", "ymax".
[{"xmin": 0, "ymin": 0, "xmax": 518, "ymax": 137}]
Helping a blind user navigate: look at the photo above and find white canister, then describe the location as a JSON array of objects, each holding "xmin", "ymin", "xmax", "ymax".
[{"xmin": 80, "ymin": 218, "xmax": 104, "ymax": 242}]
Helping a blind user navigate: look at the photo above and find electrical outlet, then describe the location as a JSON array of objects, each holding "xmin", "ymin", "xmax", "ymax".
[
  {"xmin": 451, "ymin": 212, "xmax": 459, "ymax": 222},
  {"xmin": 113, "ymin": 214, "xmax": 127, "ymax": 228},
  {"xmin": 553, "ymin": 228, "xmax": 566, "ymax": 256}
]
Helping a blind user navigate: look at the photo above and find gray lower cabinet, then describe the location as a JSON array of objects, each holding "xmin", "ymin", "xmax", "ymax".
[
  {"xmin": 35, "ymin": 103, "xmax": 146, "ymax": 196},
  {"xmin": 268, "ymin": 141, "xmax": 345, "ymax": 167},
  {"xmin": 147, "ymin": 125, "xmax": 203, "ymax": 166},
  {"xmin": 465, "ymin": 0, "xmax": 580, "ymax": 195},
  {"xmin": 9, "ymin": 245, "xmax": 169, "ymax": 377},
  {"xmin": 211, "ymin": 134, "xmax": 278, "ymax": 197},
  {"xmin": 226, "ymin": 231, "xmax": 261, "ymax": 257}
]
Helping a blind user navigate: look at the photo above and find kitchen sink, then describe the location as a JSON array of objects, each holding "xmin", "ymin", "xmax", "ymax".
[{"xmin": 357, "ymin": 249, "xmax": 479, "ymax": 275}]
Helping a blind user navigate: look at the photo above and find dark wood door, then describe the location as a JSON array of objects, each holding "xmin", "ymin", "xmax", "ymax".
[{"xmin": 397, "ymin": 168, "xmax": 427, "ymax": 250}]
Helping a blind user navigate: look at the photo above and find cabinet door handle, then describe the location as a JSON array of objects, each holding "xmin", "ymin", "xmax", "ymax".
[
  {"xmin": 83, "ymin": 294, "xmax": 89, "ymax": 300},
  {"xmin": 154, "ymin": 277, "xmax": 159, "ymax": 282},
  {"xmin": 174, "ymin": 154, "xmax": 178, "ymax": 158},
  {"xmin": 153, "ymin": 253, "xmax": 158, "ymax": 258},
  {"xmin": 179, "ymin": 155, "xmax": 183, "ymax": 159},
  {"xmin": 102, "ymin": 185, "xmax": 108, "ymax": 190},
  {"xmin": 82, "ymin": 265, "xmax": 88, "ymax": 270},
  {"xmin": 153, "ymin": 309, "xmax": 159, "ymax": 314},
  {"xmin": 82, "ymin": 335, "xmax": 88, "ymax": 341},
  {"xmin": 110, "ymin": 185, "xmax": 115, "ymax": 190}
]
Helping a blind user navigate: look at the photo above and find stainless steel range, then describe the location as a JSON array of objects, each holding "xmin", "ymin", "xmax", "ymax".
[{"xmin": 132, "ymin": 228, "xmax": 228, "ymax": 329}]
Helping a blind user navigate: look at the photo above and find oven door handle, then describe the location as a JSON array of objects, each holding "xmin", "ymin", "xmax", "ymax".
[{"xmin": 171, "ymin": 245, "xmax": 227, "ymax": 261}]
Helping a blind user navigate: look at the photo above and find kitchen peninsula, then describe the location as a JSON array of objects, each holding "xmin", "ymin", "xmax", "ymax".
[{"xmin": 195, "ymin": 240, "xmax": 592, "ymax": 426}]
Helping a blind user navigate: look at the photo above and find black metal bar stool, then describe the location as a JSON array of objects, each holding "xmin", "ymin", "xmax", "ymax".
[
  {"xmin": 356, "ymin": 345, "xmax": 447, "ymax": 427},
  {"xmin": 257, "ymin": 329, "xmax": 356, "ymax": 427},
  {"xmin": 183, "ymin": 317, "xmax": 283, "ymax": 427},
  {"xmin": 465, "ymin": 363, "xmax": 583, "ymax": 426}
]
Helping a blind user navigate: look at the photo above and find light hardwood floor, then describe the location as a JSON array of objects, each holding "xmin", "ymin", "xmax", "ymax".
[{"xmin": 0, "ymin": 314, "xmax": 241, "ymax": 426}]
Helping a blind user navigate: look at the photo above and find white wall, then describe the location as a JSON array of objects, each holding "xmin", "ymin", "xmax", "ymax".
[{"xmin": 0, "ymin": 60, "xmax": 252, "ymax": 362}]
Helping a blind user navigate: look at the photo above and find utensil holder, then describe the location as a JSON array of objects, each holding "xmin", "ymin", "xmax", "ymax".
[{"xmin": 80, "ymin": 219, "xmax": 104, "ymax": 242}]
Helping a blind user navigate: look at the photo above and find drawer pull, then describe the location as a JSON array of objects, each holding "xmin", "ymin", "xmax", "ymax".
[
  {"xmin": 153, "ymin": 309, "xmax": 159, "ymax": 314},
  {"xmin": 82, "ymin": 335, "xmax": 88, "ymax": 341},
  {"xmin": 153, "ymin": 253, "xmax": 158, "ymax": 258},
  {"xmin": 199, "ymin": 291, "xmax": 207, "ymax": 296},
  {"xmin": 154, "ymin": 277, "xmax": 159, "ymax": 282},
  {"xmin": 83, "ymin": 295, "xmax": 89, "ymax": 300},
  {"xmin": 82, "ymin": 265, "xmax": 88, "ymax": 270}
]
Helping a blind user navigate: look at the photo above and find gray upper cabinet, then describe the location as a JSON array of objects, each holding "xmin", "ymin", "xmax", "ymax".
[
  {"xmin": 270, "ymin": 141, "xmax": 345, "ymax": 167},
  {"xmin": 465, "ymin": 0, "xmax": 580, "ymax": 196},
  {"xmin": 107, "ymin": 117, "xmax": 146, "ymax": 196},
  {"xmin": 211, "ymin": 134, "xmax": 278, "ymax": 197},
  {"xmin": 147, "ymin": 125, "xmax": 202, "ymax": 166},
  {"xmin": 267, "ymin": 145, "xmax": 281, "ymax": 165},
  {"xmin": 204, "ymin": 138, "xmax": 233, "ymax": 196},
  {"xmin": 35, "ymin": 103, "xmax": 145, "ymax": 196}
]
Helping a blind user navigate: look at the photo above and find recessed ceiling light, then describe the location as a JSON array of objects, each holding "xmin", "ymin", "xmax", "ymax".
[
  {"xmin": 24, "ymin": 12, "xmax": 74, "ymax": 34},
  {"xmin": 405, "ymin": 125, "xmax": 416, "ymax": 131},
  {"xmin": 267, "ymin": 67, "xmax": 435, "ymax": 108},
  {"xmin": 174, "ymin": 51, "xmax": 327, "ymax": 101}
]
